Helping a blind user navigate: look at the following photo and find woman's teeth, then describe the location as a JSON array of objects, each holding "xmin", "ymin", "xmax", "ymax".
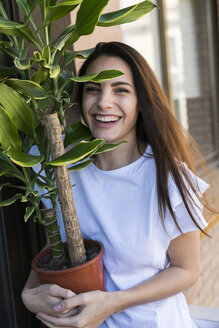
[{"xmin": 95, "ymin": 115, "xmax": 120, "ymax": 122}]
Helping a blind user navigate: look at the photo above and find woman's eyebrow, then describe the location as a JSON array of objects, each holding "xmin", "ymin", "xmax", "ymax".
[
  {"xmin": 111, "ymin": 81, "xmax": 133, "ymax": 88},
  {"xmin": 84, "ymin": 81, "xmax": 133, "ymax": 88}
]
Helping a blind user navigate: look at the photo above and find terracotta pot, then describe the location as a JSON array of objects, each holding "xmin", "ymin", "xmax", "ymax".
[{"xmin": 31, "ymin": 239, "xmax": 105, "ymax": 294}]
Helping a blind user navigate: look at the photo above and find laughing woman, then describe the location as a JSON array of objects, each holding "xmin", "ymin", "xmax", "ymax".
[{"xmin": 22, "ymin": 42, "xmax": 211, "ymax": 328}]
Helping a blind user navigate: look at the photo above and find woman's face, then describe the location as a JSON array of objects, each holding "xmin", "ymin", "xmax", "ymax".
[{"xmin": 81, "ymin": 55, "xmax": 138, "ymax": 145}]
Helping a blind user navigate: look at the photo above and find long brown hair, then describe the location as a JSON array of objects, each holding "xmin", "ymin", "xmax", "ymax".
[{"xmin": 76, "ymin": 41, "xmax": 211, "ymax": 235}]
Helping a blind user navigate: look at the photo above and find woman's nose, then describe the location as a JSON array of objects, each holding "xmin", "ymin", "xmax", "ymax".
[{"xmin": 97, "ymin": 89, "xmax": 113, "ymax": 110}]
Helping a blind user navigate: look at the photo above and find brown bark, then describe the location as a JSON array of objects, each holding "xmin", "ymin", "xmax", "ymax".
[{"xmin": 43, "ymin": 113, "xmax": 86, "ymax": 266}]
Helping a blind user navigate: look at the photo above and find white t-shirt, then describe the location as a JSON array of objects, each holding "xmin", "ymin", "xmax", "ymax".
[{"xmin": 41, "ymin": 145, "xmax": 208, "ymax": 328}]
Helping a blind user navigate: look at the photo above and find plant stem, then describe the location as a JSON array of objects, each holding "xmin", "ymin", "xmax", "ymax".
[
  {"xmin": 43, "ymin": 209, "xmax": 66, "ymax": 262},
  {"xmin": 43, "ymin": 113, "xmax": 86, "ymax": 266}
]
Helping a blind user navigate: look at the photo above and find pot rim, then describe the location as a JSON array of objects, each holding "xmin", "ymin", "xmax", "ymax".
[{"xmin": 31, "ymin": 239, "xmax": 104, "ymax": 275}]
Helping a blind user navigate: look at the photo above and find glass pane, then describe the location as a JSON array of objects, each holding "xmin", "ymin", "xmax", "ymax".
[
  {"xmin": 165, "ymin": 0, "xmax": 216, "ymax": 157},
  {"xmin": 119, "ymin": 0, "xmax": 163, "ymax": 85}
]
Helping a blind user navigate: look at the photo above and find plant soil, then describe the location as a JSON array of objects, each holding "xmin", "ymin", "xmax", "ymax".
[{"xmin": 37, "ymin": 243, "xmax": 100, "ymax": 271}]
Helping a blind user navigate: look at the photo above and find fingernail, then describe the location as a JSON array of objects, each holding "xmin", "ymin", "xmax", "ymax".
[{"xmin": 54, "ymin": 303, "xmax": 62, "ymax": 312}]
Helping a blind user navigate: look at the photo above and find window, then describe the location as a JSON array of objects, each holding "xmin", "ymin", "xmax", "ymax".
[
  {"xmin": 120, "ymin": 0, "xmax": 219, "ymax": 160},
  {"xmin": 165, "ymin": 0, "xmax": 218, "ymax": 158},
  {"xmin": 119, "ymin": 0, "xmax": 163, "ymax": 85}
]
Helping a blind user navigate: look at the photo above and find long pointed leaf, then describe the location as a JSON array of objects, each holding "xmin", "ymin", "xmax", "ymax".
[
  {"xmin": 68, "ymin": 159, "xmax": 93, "ymax": 171},
  {"xmin": 0, "ymin": 169, "xmax": 9, "ymax": 177},
  {"xmin": 4, "ymin": 147, "xmax": 44, "ymax": 167},
  {"xmin": 16, "ymin": 0, "xmax": 29, "ymax": 16},
  {"xmin": 5, "ymin": 79, "xmax": 48, "ymax": 99},
  {"xmin": 95, "ymin": 141, "xmax": 125, "ymax": 154},
  {"xmin": 40, "ymin": 0, "xmax": 82, "ymax": 29},
  {"xmin": 0, "ymin": 83, "xmax": 34, "ymax": 136},
  {"xmin": 64, "ymin": 121, "xmax": 93, "ymax": 148},
  {"xmin": 24, "ymin": 206, "xmax": 35, "ymax": 221},
  {"xmin": 63, "ymin": 48, "xmax": 94, "ymax": 68},
  {"xmin": 0, "ymin": 193, "xmax": 22, "ymax": 207},
  {"xmin": 0, "ymin": 151, "xmax": 26, "ymax": 181},
  {"xmin": 0, "ymin": 105, "xmax": 22, "ymax": 151},
  {"xmin": 97, "ymin": 1, "xmax": 156, "ymax": 27},
  {"xmin": 0, "ymin": 41, "xmax": 18, "ymax": 59},
  {"xmin": 0, "ymin": 66, "xmax": 17, "ymax": 80},
  {"xmin": 61, "ymin": 0, "xmax": 109, "ymax": 52},
  {"xmin": 48, "ymin": 139, "xmax": 105, "ymax": 166},
  {"xmin": 51, "ymin": 24, "xmax": 74, "ymax": 50},
  {"xmin": 14, "ymin": 57, "xmax": 33, "ymax": 70},
  {"xmin": 0, "ymin": 17, "xmax": 41, "ymax": 50},
  {"xmin": 70, "ymin": 69, "xmax": 124, "ymax": 83}
]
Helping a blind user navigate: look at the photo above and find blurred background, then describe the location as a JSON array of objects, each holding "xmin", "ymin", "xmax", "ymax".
[{"xmin": 0, "ymin": 0, "xmax": 218, "ymax": 327}]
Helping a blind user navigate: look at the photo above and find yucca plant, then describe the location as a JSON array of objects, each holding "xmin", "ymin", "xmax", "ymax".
[{"xmin": 0, "ymin": 0, "xmax": 156, "ymax": 267}]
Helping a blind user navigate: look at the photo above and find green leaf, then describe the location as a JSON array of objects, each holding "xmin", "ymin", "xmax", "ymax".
[
  {"xmin": 63, "ymin": 48, "xmax": 94, "ymax": 68},
  {"xmin": 23, "ymin": 135, "xmax": 33, "ymax": 153},
  {"xmin": 42, "ymin": 45, "xmax": 50, "ymax": 63},
  {"xmin": 0, "ymin": 169, "xmax": 9, "ymax": 177},
  {"xmin": 48, "ymin": 139, "xmax": 105, "ymax": 166},
  {"xmin": 43, "ymin": 64, "xmax": 60, "ymax": 78},
  {"xmin": 0, "ymin": 105, "xmax": 22, "ymax": 151},
  {"xmin": 97, "ymin": 0, "xmax": 156, "ymax": 27},
  {"xmin": 0, "ymin": 41, "xmax": 18, "ymax": 59},
  {"xmin": 95, "ymin": 141, "xmax": 125, "ymax": 154},
  {"xmin": 31, "ymin": 67, "xmax": 48, "ymax": 84},
  {"xmin": 70, "ymin": 69, "xmax": 124, "ymax": 83},
  {"xmin": 0, "ymin": 66, "xmax": 17, "ymax": 80},
  {"xmin": 0, "ymin": 193, "xmax": 22, "ymax": 207},
  {"xmin": 29, "ymin": 0, "xmax": 39, "ymax": 13},
  {"xmin": 4, "ymin": 147, "xmax": 44, "ymax": 167},
  {"xmin": 36, "ymin": 178, "xmax": 47, "ymax": 191},
  {"xmin": 33, "ymin": 51, "xmax": 42, "ymax": 61},
  {"xmin": 51, "ymin": 24, "xmax": 74, "ymax": 50},
  {"xmin": 21, "ymin": 192, "xmax": 29, "ymax": 202},
  {"xmin": 0, "ymin": 182, "xmax": 27, "ymax": 191},
  {"xmin": 5, "ymin": 79, "xmax": 48, "ymax": 99},
  {"xmin": 24, "ymin": 206, "xmax": 35, "ymax": 221},
  {"xmin": 40, "ymin": 0, "xmax": 82, "ymax": 29},
  {"xmin": 14, "ymin": 57, "xmax": 33, "ymax": 70},
  {"xmin": 0, "ymin": 1, "xmax": 8, "ymax": 19},
  {"xmin": 0, "ymin": 17, "xmax": 41, "ymax": 51},
  {"xmin": 64, "ymin": 121, "xmax": 93, "ymax": 148},
  {"xmin": 0, "ymin": 151, "xmax": 26, "ymax": 181},
  {"xmin": 68, "ymin": 158, "xmax": 93, "ymax": 171},
  {"xmin": 0, "ymin": 182, "xmax": 11, "ymax": 191},
  {"xmin": 0, "ymin": 83, "xmax": 34, "ymax": 136},
  {"xmin": 16, "ymin": 0, "xmax": 29, "ymax": 16},
  {"xmin": 62, "ymin": 0, "xmax": 109, "ymax": 50}
]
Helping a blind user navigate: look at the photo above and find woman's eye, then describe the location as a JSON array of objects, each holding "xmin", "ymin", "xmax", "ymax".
[
  {"xmin": 84, "ymin": 86, "xmax": 99, "ymax": 93},
  {"xmin": 115, "ymin": 88, "xmax": 129, "ymax": 93}
]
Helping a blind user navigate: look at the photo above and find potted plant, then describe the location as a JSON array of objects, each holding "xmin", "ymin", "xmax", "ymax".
[{"xmin": 0, "ymin": 0, "xmax": 156, "ymax": 293}]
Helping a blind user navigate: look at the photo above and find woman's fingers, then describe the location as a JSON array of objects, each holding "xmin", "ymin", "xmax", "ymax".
[
  {"xmin": 48, "ymin": 284, "xmax": 76, "ymax": 299},
  {"xmin": 37, "ymin": 312, "xmax": 84, "ymax": 327},
  {"xmin": 36, "ymin": 315, "xmax": 68, "ymax": 328},
  {"xmin": 53, "ymin": 293, "xmax": 82, "ymax": 314}
]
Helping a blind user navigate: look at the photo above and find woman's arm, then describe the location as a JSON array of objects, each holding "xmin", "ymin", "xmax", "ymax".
[{"xmin": 36, "ymin": 230, "xmax": 200, "ymax": 327}]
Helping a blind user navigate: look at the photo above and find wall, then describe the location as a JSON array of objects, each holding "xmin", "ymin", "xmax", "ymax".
[{"xmin": 185, "ymin": 165, "xmax": 219, "ymax": 308}]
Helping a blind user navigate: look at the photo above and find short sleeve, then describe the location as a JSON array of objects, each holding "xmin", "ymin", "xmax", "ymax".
[{"xmin": 166, "ymin": 165, "xmax": 209, "ymax": 240}]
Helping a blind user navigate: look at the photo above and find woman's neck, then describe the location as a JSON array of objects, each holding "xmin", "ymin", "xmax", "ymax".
[{"xmin": 93, "ymin": 139, "xmax": 145, "ymax": 171}]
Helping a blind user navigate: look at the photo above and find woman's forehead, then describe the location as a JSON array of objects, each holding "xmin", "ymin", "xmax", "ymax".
[{"xmin": 85, "ymin": 55, "xmax": 134, "ymax": 82}]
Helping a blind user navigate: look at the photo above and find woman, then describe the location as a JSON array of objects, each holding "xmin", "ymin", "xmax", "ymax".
[{"xmin": 22, "ymin": 42, "xmax": 210, "ymax": 328}]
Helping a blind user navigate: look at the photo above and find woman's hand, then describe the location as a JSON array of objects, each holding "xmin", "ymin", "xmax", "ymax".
[
  {"xmin": 36, "ymin": 290, "xmax": 118, "ymax": 328},
  {"xmin": 22, "ymin": 284, "xmax": 75, "ymax": 315}
]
